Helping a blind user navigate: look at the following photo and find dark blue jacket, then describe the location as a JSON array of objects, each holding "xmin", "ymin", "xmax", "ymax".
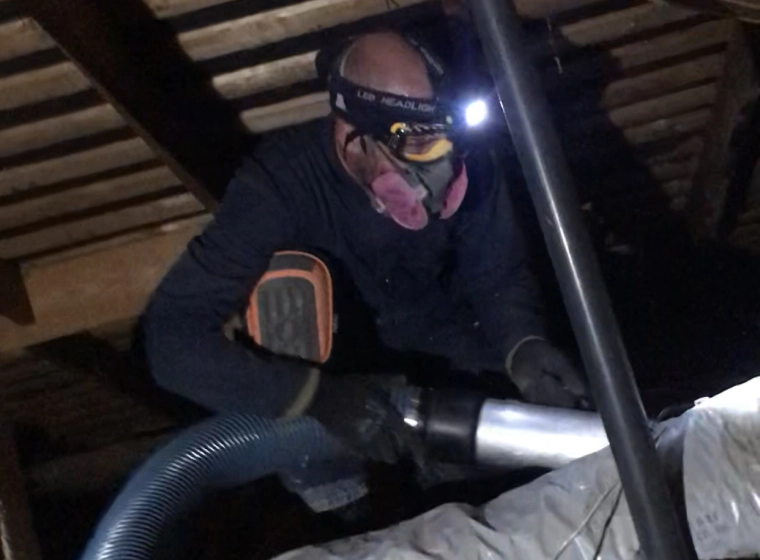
[{"xmin": 141, "ymin": 119, "xmax": 545, "ymax": 415}]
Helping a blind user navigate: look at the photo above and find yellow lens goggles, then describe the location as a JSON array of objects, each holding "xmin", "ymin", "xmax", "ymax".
[{"xmin": 387, "ymin": 122, "xmax": 454, "ymax": 163}]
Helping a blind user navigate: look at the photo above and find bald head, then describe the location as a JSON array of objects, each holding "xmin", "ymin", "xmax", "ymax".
[{"xmin": 341, "ymin": 32, "xmax": 434, "ymax": 99}]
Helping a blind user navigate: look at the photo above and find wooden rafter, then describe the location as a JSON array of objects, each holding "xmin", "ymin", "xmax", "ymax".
[
  {"xmin": 687, "ymin": 21, "xmax": 760, "ymax": 239},
  {"xmin": 0, "ymin": 260, "xmax": 33, "ymax": 326},
  {"xmin": 19, "ymin": 0, "xmax": 248, "ymax": 210},
  {"xmin": 0, "ymin": 223, "xmax": 203, "ymax": 354}
]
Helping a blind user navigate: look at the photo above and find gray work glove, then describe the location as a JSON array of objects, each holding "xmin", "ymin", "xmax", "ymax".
[
  {"xmin": 508, "ymin": 339, "xmax": 591, "ymax": 409},
  {"xmin": 307, "ymin": 373, "xmax": 424, "ymax": 465}
]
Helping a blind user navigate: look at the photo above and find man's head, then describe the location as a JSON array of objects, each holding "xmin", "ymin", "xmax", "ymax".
[
  {"xmin": 327, "ymin": 32, "xmax": 469, "ymax": 230},
  {"xmin": 333, "ymin": 32, "xmax": 435, "ymax": 185}
]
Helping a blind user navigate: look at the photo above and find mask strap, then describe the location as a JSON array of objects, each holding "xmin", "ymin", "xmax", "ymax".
[{"xmin": 342, "ymin": 129, "xmax": 368, "ymax": 157}]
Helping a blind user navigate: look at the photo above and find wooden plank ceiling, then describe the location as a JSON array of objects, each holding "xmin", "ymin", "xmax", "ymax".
[{"xmin": 0, "ymin": 0, "xmax": 757, "ymax": 353}]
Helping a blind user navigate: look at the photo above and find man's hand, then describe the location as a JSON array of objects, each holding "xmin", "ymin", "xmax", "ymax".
[
  {"xmin": 508, "ymin": 339, "xmax": 590, "ymax": 409},
  {"xmin": 307, "ymin": 373, "xmax": 423, "ymax": 465}
]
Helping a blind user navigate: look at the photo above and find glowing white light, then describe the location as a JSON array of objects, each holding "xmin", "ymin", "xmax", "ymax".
[
  {"xmin": 404, "ymin": 417, "xmax": 420, "ymax": 428},
  {"xmin": 464, "ymin": 99, "xmax": 487, "ymax": 127}
]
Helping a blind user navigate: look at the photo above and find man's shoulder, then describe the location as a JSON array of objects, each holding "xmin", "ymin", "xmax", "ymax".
[
  {"xmin": 251, "ymin": 119, "xmax": 329, "ymax": 172},
  {"xmin": 460, "ymin": 148, "xmax": 499, "ymax": 213},
  {"xmin": 227, "ymin": 118, "xmax": 335, "ymax": 221}
]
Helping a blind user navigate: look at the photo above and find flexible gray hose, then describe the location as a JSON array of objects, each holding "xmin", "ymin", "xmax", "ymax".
[{"xmin": 80, "ymin": 415, "xmax": 337, "ymax": 560}]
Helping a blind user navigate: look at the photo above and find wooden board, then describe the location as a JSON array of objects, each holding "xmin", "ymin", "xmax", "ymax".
[
  {"xmin": 0, "ymin": 222, "xmax": 203, "ymax": 353},
  {"xmin": 688, "ymin": 23, "xmax": 759, "ymax": 238},
  {"xmin": 240, "ymin": 91, "xmax": 329, "ymax": 133},
  {"xmin": 606, "ymin": 20, "xmax": 730, "ymax": 71},
  {"xmin": 0, "ymin": 138, "xmax": 155, "ymax": 198},
  {"xmin": 178, "ymin": 0, "xmax": 429, "ymax": 61},
  {"xmin": 24, "ymin": 0, "xmax": 247, "ymax": 210},
  {"xmin": 595, "ymin": 54, "xmax": 724, "ymax": 110},
  {"xmin": 598, "ymin": 82, "xmax": 717, "ymax": 130},
  {"xmin": 539, "ymin": 3, "xmax": 699, "ymax": 56},
  {"xmin": 623, "ymin": 108, "xmax": 712, "ymax": 146},
  {"xmin": 0, "ymin": 62, "xmax": 91, "ymax": 112},
  {"xmin": 0, "ymin": 104, "xmax": 125, "ymax": 159},
  {"xmin": 0, "ymin": 192, "xmax": 203, "ymax": 260},
  {"xmin": 212, "ymin": 51, "xmax": 318, "ymax": 100},
  {"xmin": 0, "ymin": 17, "xmax": 54, "ymax": 63},
  {"xmin": 27, "ymin": 214, "xmax": 213, "ymax": 267},
  {"xmin": 0, "ymin": 166, "xmax": 180, "ymax": 232},
  {"xmin": 147, "ymin": 0, "xmax": 604, "ymax": 20}
]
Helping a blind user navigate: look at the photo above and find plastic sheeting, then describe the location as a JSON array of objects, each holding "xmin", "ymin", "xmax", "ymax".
[
  {"xmin": 273, "ymin": 376, "xmax": 760, "ymax": 560},
  {"xmin": 685, "ymin": 377, "xmax": 760, "ymax": 558}
]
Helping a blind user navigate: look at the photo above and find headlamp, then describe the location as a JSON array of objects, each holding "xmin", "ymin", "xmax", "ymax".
[{"xmin": 464, "ymin": 99, "xmax": 488, "ymax": 127}]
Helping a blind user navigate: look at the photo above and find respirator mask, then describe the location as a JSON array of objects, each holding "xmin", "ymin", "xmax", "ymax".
[{"xmin": 318, "ymin": 35, "xmax": 471, "ymax": 230}]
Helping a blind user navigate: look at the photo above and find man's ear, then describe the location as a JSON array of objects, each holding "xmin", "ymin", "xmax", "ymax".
[{"xmin": 333, "ymin": 116, "xmax": 351, "ymax": 148}]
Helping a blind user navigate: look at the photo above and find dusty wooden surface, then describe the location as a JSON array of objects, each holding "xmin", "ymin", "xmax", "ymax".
[
  {"xmin": 0, "ymin": 223, "xmax": 202, "ymax": 353},
  {"xmin": 688, "ymin": 23, "xmax": 760, "ymax": 239}
]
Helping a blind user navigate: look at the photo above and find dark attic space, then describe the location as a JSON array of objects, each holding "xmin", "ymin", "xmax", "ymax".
[{"xmin": 1, "ymin": 0, "xmax": 760, "ymax": 559}]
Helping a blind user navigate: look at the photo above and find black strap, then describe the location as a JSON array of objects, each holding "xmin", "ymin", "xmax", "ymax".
[{"xmin": 319, "ymin": 32, "xmax": 451, "ymax": 136}]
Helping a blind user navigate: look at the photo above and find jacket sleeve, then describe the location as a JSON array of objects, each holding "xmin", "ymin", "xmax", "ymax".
[
  {"xmin": 454, "ymin": 155, "xmax": 547, "ymax": 365},
  {"xmin": 140, "ymin": 158, "xmax": 310, "ymax": 416}
]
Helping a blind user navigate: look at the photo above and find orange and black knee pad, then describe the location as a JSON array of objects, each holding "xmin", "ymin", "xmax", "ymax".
[{"xmin": 246, "ymin": 251, "xmax": 333, "ymax": 365}]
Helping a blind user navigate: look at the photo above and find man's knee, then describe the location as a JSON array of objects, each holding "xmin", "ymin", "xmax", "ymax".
[{"xmin": 245, "ymin": 251, "xmax": 334, "ymax": 364}]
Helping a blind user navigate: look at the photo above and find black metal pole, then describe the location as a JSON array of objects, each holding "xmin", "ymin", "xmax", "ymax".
[{"xmin": 468, "ymin": 1, "xmax": 693, "ymax": 558}]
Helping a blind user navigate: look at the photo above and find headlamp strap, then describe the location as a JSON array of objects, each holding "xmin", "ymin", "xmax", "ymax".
[
  {"xmin": 323, "ymin": 32, "xmax": 450, "ymax": 138},
  {"xmin": 330, "ymin": 76, "xmax": 444, "ymax": 133}
]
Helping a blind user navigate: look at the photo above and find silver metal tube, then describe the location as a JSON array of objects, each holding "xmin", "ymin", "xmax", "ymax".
[{"xmin": 475, "ymin": 400, "xmax": 609, "ymax": 469}]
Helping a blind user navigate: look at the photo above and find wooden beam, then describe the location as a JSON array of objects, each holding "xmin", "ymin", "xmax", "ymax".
[
  {"xmin": 0, "ymin": 425, "xmax": 42, "ymax": 560},
  {"xmin": 0, "ymin": 104, "xmax": 126, "ymax": 159},
  {"xmin": 181, "ymin": 1, "xmax": 698, "ymax": 64},
  {"xmin": 0, "ymin": 138, "xmax": 155, "ymax": 198},
  {"xmin": 537, "ymin": 3, "xmax": 699, "ymax": 57},
  {"xmin": 241, "ymin": 92, "xmax": 329, "ymax": 133},
  {"xmin": 145, "ymin": 0, "xmax": 236, "ymax": 18},
  {"xmin": 177, "ymin": 0, "xmax": 429, "ymax": 62},
  {"xmin": 0, "ymin": 259, "xmax": 33, "ymax": 326},
  {"xmin": 544, "ymin": 20, "xmax": 731, "ymax": 85},
  {"xmin": 0, "ymin": 167, "xmax": 180, "ymax": 232},
  {"xmin": 217, "ymin": 48, "xmax": 724, "ymax": 107},
  {"xmin": 688, "ymin": 22, "xmax": 760, "ymax": 239},
  {"xmin": 621, "ymin": 108, "xmax": 712, "ymax": 146},
  {"xmin": 0, "ymin": 62, "xmax": 91, "ymax": 112},
  {"xmin": 563, "ymin": 108, "xmax": 711, "ymax": 158},
  {"xmin": 662, "ymin": 179, "xmax": 692, "ymax": 198},
  {"xmin": 647, "ymin": 158, "xmax": 698, "ymax": 183},
  {"xmin": 235, "ymin": 84, "xmax": 714, "ymax": 140},
  {"xmin": 29, "ymin": 214, "xmax": 212, "ymax": 266},
  {"xmin": 0, "ymin": 192, "xmax": 203, "ymax": 260},
  {"xmin": 665, "ymin": 0, "xmax": 760, "ymax": 23},
  {"xmin": 584, "ymin": 53, "xmax": 724, "ymax": 111},
  {"xmin": 569, "ymin": 82, "xmax": 718, "ymax": 131},
  {"xmin": 0, "ymin": 222, "xmax": 203, "ymax": 353},
  {"xmin": 0, "ymin": 17, "xmax": 54, "ymax": 63},
  {"xmin": 21, "ymin": 0, "xmax": 248, "ymax": 210},
  {"xmin": 237, "ymin": 90, "xmax": 713, "ymax": 143},
  {"xmin": 213, "ymin": 51, "xmax": 319, "ymax": 100},
  {"xmin": 644, "ymin": 135, "xmax": 705, "ymax": 165},
  {"xmin": 613, "ymin": 83, "xmax": 717, "ymax": 128},
  {"xmin": 147, "ymin": 0, "xmax": 604, "ymax": 20}
]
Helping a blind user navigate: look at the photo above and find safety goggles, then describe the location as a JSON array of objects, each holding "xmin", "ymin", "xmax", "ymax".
[{"xmin": 381, "ymin": 121, "xmax": 454, "ymax": 163}]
